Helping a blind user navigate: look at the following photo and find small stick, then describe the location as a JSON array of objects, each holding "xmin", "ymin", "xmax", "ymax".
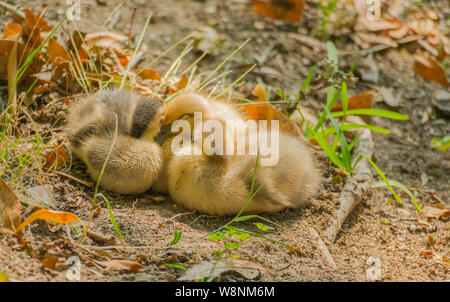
[
  {"xmin": 0, "ymin": 0, "xmax": 25, "ymax": 18},
  {"xmin": 309, "ymin": 227, "xmax": 337, "ymax": 270},
  {"xmin": 324, "ymin": 116, "xmax": 373, "ymax": 242}
]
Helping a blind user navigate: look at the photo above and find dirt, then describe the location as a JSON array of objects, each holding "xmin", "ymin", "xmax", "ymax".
[{"xmin": 0, "ymin": 0, "xmax": 448, "ymax": 282}]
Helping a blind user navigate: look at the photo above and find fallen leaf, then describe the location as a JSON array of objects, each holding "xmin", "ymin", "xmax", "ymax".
[
  {"xmin": 422, "ymin": 205, "xmax": 450, "ymax": 219},
  {"xmin": 0, "ymin": 178, "xmax": 21, "ymax": 232},
  {"xmin": 332, "ymin": 90, "xmax": 374, "ymax": 112},
  {"xmin": 178, "ymin": 258, "xmax": 268, "ymax": 281},
  {"xmin": 96, "ymin": 260, "xmax": 143, "ymax": 272},
  {"xmin": 87, "ymin": 230, "xmax": 122, "ymax": 246},
  {"xmin": 413, "ymin": 54, "xmax": 449, "ymax": 87},
  {"xmin": 14, "ymin": 209, "xmax": 84, "ymax": 234},
  {"xmin": 419, "ymin": 251, "xmax": 433, "ymax": 259},
  {"xmin": 430, "ymin": 136, "xmax": 450, "ymax": 152},
  {"xmin": 3, "ymin": 23, "xmax": 22, "ymax": 39},
  {"xmin": 42, "ymin": 255, "xmax": 67, "ymax": 271},
  {"xmin": 239, "ymin": 84, "xmax": 302, "ymax": 137},
  {"xmin": 27, "ymin": 185, "xmax": 56, "ymax": 208},
  {"xmin": 137, "ymin": 68, "xmax": 162, "ymax": 81},
  {"xmin": 84, "ymin": 31, "xmax": 129, "ymax": 49},
  {"xmin": 168, "ymin": 75, "xmax": 189, "ymax": 94},
  {"xmin": 251, "ymin": 0, "xmax": 304, "ymax": 22},
  {"xmin": 48, "ymin": 38, "xmax": 71, "ymax": 65},
  {"xmin": 43, "ymin": 143, "xmax": 69, "ymax": 170}
]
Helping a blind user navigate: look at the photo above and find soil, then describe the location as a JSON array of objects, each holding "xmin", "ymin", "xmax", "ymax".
[{"xmin": 0, "ymin": 0, "xmax": 448, "ymax": 282}]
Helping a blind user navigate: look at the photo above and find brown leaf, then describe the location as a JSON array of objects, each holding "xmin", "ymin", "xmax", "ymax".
[
  {"xmin": 87, "ymin": 230, "xmax": 122, "ymax": 246},
  {"xmin": 43, "ymin": 143, "xmax": 69, "ymax": 170},
  {"xmin": 42, "ymin": 255, "xmax": 67, "ymax": 271},
  {"xmin": 251, "ymin": 0, "xmax": 304, "ymax": 22},
  {"xmin": 22, "ymin": 9, "xmax": 52, "ymax": 50},
  {"xmin": 96, "ymin": 260, "xmax": 143, "ymax": 272},
  {"xmin": 240, "ymin": 84, "xmax": 302, "ymax": 137},
  {"xmin": 48, "ymin": 39, "xmax": 71, "ymax": 66},
  {"xmin": 168, "ymin": 75, "xmax": 189, "ymax": 95},
  {"xmin": 14, "ymin": 209, "xmax": 84, "ymax": 234},
  {"xmin": 0, "ymin": 40, "xmax": 40, "ymax": 80},
  {"xmin": 413, "ymin": 54, "xmax": 449, "ymax": 87},
  {"xmin": 332, "ymin": 90, "xmax": 374, "ymax": 112},
  {"xmin": 84, "ymin": 31, "xmax": 129, "ymax": 49},
  {"xmin": 138, "ymin": 68, "xmax": 161, "ymax": 81},
  {"xmin": 3, "ymin": 23, "xmax": 22, "ymax": 39},
  {"xmin": 0, "ymin": 178, "xmax": 21, "ymax": 232},
  {"xmin": 422, "ymin": 206, "xmax": 450, "ymax": 220}
]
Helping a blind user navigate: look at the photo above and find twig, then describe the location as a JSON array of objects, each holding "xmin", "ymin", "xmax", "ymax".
[
  {"xmin": 309, "ymin": 227, "xmax": 337, "ymax": 270},
  {"xmin": 0, "ymin": 1, "xmax": 25, "ymax": 18},
  {"xmin": 324, "ymin": 116, "xmax": 373, "ymax": 242}
]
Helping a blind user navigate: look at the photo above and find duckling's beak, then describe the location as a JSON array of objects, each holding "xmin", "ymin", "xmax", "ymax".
[{"xmin": 163, "ymin": 93, "xmax": 215, "ymax": 126}]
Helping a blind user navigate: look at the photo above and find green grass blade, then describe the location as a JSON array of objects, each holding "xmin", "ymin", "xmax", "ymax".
[
  {"xmin": 325, "ymin": 107, "xmax": 352, "ymax": 173},
  {"xmin": 332, "ymin": 109, "xmax": 410, "ymax": 120},
  {"xmin": 372, "ymin": 179, "xmax": 422, "ymax": 212},
  {"xmin": 97, "ymin": 192, "xmax": 124, "ymax": 240},
  {"xmin": 320, "ymin": 124, "xmax": 391, "ymax": 137},
  {"xmin": 364, "ymin": 155, "xmax": 403, "ymax": 205}
]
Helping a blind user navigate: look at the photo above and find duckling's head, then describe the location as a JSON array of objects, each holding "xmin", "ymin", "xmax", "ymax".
[
  {"xmin": 163, "ymin": 93, "xmax": 215, "ymax": 126},
  {"xmin": 130, "ymin": 97, "xmax": 167, "ymax": 141}
]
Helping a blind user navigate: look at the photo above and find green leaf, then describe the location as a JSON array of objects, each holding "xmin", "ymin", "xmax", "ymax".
[
  {"xmin": 255, "ymin": 223, "xmax": 271, "ymax": 231},
  {"xmin": 234, "ymin": 231, "xmax": 251, "ymax": 241},
  {"xmin": 327, "ymin": 41, "xmax": 338, "ymax": 66},
  {"xmin": 325, "ymin": 107, "xmax": 352, "ymax": 173},
  {"xmin": 169, "ymin": 230, "xmax": 183, "ymax": 245},
  {"xmin": 319, "ymin": 124, "xmax": 391, "ymax": 137},
  {"xmin": 162, "ymin": 263, "xmax": 187, "ymax": 271},
  {"xmin": 364, "ymin": 155, "xmax": 403, "ymax": 206},
  {"xmin": 430, "ymin": 136, "xmax": 450, "ymax": 152},
  {"xmin": 224, "ymin": 242, "xmax": 242, "ymax": 249},
  {"xmin": 301, "ymin": 67, "xmax": 315, "ymax": 92},
  {"xmin": 372, "ymin": 179, "xmax": 422, "ymax": 212},
  {"xmin": 331, "ymin": 109, "xmax": 409, "ymax": 120}
]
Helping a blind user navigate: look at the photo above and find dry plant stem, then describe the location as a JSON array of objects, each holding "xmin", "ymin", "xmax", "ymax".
[
  {"xmin": 325, "ymin": 116, "xmax": 373, "ymax": 242},
  {"xmin": 309, "ymin": 227, "xmax": 336, "ymax": 270}
]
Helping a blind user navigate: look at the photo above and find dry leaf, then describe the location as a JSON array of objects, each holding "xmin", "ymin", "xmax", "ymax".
[
  {"xmin": 251, "ymin": 0, "xmax": 304, "ymax": 22},
  {"xmin": 413, "ymin": 54, "xmax": 449, "ymax": 87},
  {"xmin": 43, "ymin": 143, "xmax": 69, "ymax": 170},
  {"xmin": 87, "ymin": 230, "xmax": 122, "ymax": 246},
  {"xmin": 0, "ymin": 178, "xmax": 21, "ymax": 231},
  {"xmin": 84, "ymin": 31, "xmax": 129, "ymax": 49},
  {"xmin": 14, "ymin": 209, "xmax": 83, "ymax": 234},
  {"xmin": 240, "ymin": 84, "xmax": 302, "ymax": 137},
  {"xmin": 96, "ymin": 260, "xmax": 143, "ymax": 272},
  {"xmin": 422, "ymin": 206, "xmax": 450, "ymax": 220},
  {"xmin": 27, "ymin": 185, "xmax": 56, "ymax": 208},
  {"xmin": 3, "ymin": 23, "xmax": 22, "ymax": 39},
  {"xmin": 48, "ymin": 38, "xmax": 71, "ymax": 65},
  {"xmin": 42, "ymin": 255, "xmax": 67, "ymax": 271},
  {"xmin": 138, "ymin": 68, "xmax": 161, "ymax": 81},
  {"xmin": 168, "ymin": 75, "xmax": 189, "ymax": 94},
  {"xmin": 178, "ymin": 258, "xmax": 268, "ymax": 281},
  {"xmin": 332, "ymin": 90, "xmax": 374, "ymax": 112}
]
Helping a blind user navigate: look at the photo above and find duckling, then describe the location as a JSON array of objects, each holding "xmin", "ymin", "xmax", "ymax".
[
  {"xmin": 65, "ymin": 90, "xmax": 166, "ymax": 194},
  {"xmin": 159, "ymin": 92, "xmax": 321, "ymax": 215}
]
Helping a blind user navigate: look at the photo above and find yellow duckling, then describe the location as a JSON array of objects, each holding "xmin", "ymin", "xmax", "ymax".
[{"xmin": 65, "ymin": 90, "xmax": 166, "ymax": 194}]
